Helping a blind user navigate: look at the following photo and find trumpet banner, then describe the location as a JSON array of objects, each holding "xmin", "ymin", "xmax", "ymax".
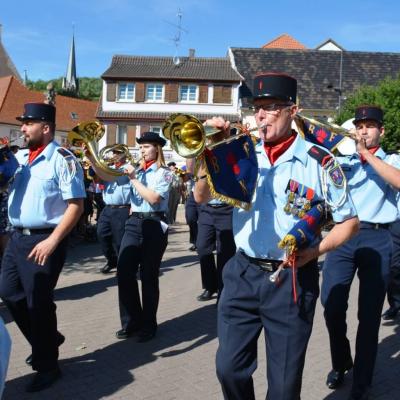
[
  {"xmin": 296, "ymin": 117, "xmax": 345, "ymax": 153},
  {"xmin": 203, "ymin": 135, "xmax": 258, "ymax": 210},
  {"xmin": 278, "ymin": 202, "xmax": 328, "ymax": 255}
]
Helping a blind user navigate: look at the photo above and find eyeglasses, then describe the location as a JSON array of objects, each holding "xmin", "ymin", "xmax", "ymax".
[{"xmin": 251, "ymin": 103, "xmax": 293, "ymax": 113}]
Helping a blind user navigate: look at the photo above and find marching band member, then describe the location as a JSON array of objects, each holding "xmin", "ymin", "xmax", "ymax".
[
  {"xmin": 194, "ymin": 73, "xmax": 359, "ymax": 400},
  {"xmin": 0, "ymin": 103, "xmax": 85, "ymax": 392},
  {"xmin": 195, "ymin": 198, "xmax": 236, "ymax": 302},
  {"xmin": 94, "ymin": 148, "xmax": 131, "ymax": 274},
  {"xmin": 85, "ymin": 132, "xmax": 172, "ymax": 343},
  {"xmin": 118, "ymin": 132, "xmax": 171, "ymax": 342},
  {"xmin": 321, "ymin": 105, "xmax": 400, "ymax": 400}
]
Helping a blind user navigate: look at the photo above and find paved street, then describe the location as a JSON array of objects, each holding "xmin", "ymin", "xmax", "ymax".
[{"xmin": 1, "ymin": 205, "xmax": 399, "ymax": 400}]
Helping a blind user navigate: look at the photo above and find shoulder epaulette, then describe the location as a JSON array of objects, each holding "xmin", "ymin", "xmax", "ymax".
[
  {"xmin": 57, "ymin": 147, "xmax": 74, "ymax": 158},
  {"xmin": 307, "ymin": 145, "xmax": 332, "ymax": 168}
]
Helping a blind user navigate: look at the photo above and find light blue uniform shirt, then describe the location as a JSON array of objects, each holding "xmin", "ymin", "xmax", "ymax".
[
  {"xmin": 337, "ymin": 149, "xmax": 400, "ymax": 224},
  {"xmin": 130, "ymin": 164, "xmax": 171, "ymax": 212},
  {"xmin": 233, "ymin": 135, "xmax": 357, "ymax": 260},
  {"xmin": 8, "ymin": 141, "xmax": 86, "ymax": 228},
  {"xmin": 102, "ymin": 169, "xmax": 131, "ymax": 206}
]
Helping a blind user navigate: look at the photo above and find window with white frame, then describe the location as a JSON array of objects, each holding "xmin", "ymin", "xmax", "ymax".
[
  {"xmin": 117, "ymin": 83, "xmax": 135, "ymax": 101},
  {"xmin": 150, "ymin": 126, "xmax": 171, "ymax": 149},
  {"xmin": 146, "ymin": 83, "xmax": 164, "ymax": 102},
  {"xmin": 179, "ymin": 84, "xmax": 198, "ymax": 102},
  {"xmin": 117, "ymin": 125, "xmax": 127, "ymax": 144}
]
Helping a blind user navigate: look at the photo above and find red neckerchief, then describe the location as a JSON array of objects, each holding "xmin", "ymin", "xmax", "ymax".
[
  {"xmin": 360, "ymin": 146, "xmax": 379, "ymax": 164},
  {"xmin": 263, "ymin": 132, "xmax": 297, "ymax": 165},
  {"xmin": 143, "ymin": 160, "xmax": 156, "ymax": 171},
  {"xmin": 28, "ymin": 144, "xmax": 47, "ymax": 165},
  {"xmin": 114, "ymin": 161, "xmax": 123, "ymax": 169}
]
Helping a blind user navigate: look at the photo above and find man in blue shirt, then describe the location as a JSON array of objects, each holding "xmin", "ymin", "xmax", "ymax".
[
  {"xmin": 322, "ymin": 105, "xmax": 400, "ymax": 400},
  {"xmin": 0, "ymin": 103, "xmax": 85, "ymax": 392},
  {"xmin": 194, "ymin": 73, "xmax": 359, "ymax": 400}
]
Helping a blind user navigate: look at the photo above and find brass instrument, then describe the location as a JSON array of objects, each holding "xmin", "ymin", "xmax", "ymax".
[
  {"xmin": 67, "ymin": 121, "xmax": 138, "ymax": 176},
  {"xmin": 162, "ymin": 113, "xmax": 260, "ymax": 158}
]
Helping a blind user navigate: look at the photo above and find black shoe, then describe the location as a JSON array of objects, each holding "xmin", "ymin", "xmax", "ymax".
[
  {"xmin": 189, "ymin": 245, "xmax": 197, "ymax": 251},
  {"xmin": 101, "ymin": 263, "xmax": 116, "ymax": 274},
  {"xmin": 115, "ymin": 326, "xmax": 141, "ymax": 340},
  {"xmin": 382, "ymin": 306, "xmax": 399, "ymax": 320},
  {"xmin": 25, "ymin": 333, "xmax": 65, "ymax": 366},
  {"xmin": 137, "ymin": 329, "xmax": 156, "ymax": 343},
  {"xmin": 197, "ymin": 289, "xmax": 216, "ymax": 301},
  {"xmin": 25, "ymin": 368, "xmax": 61, "ymax": 392},
  {"xmin": 326, "ymin": 360, "xmax": 353, "ymax": 389}
]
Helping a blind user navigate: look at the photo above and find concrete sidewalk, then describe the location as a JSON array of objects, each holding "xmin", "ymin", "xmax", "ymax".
[{"xmin": 1, "ymin": 204, "xmax": 399, "ymax": 399}]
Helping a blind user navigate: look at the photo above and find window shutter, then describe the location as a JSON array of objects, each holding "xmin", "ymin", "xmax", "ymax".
[
  {"xmin": 106, "ymin": 83, "xmax": 116, "ymax": 101},
  {"xmin": 167, "ymin": 83, "xmax": 178, "ymax": 103},
  {"xmin": 127, "ymin": 126, "xmax": 136, "ymax": 147},
  {"xmin": 106, "ymin": 124, "xmax": 117, "ymax": 145},
  {"xmin": 198, "ymin": 84, "xmax": 208, "ymax": 103},
  {"xmin": 213, "ymin": 84, "xmax": 232, "ymax": 104},
  {"xmin": 136, "ymin": 82, "xmax": 145, "ymax": 102}
]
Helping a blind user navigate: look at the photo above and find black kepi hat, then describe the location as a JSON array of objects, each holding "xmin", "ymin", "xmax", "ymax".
[
  {"xmin": 353, "ymin": 105, "xmax": 383, "ymax": 125},
  {"xmin": 253, "ymin": 72, "xmax": 297, "ymax": 103},
  {"xmin": 137, "ymin": 131, "xmax": 166, "ymax": 147},
  {"xmin": 16, "ymin": 102, "xmax": 56, "ymax": 123}
]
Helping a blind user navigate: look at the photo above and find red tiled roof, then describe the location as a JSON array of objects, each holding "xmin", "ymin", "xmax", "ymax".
[
  {"xmin": 0, "ymin": 76, "xmax": 98, "ymax": 132},
  {"xmin": 262, "ymin": 34, "xmax": 306, "ymax": 50}
]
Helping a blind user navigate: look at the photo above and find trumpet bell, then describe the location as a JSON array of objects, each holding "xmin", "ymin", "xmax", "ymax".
[
  {"xmin": 67, "ymin": 120, "xmax": 128, "ymax": 177},
  {"xmin": 163, "ymin": 114, "xmax": 205, "ymax": 158}
]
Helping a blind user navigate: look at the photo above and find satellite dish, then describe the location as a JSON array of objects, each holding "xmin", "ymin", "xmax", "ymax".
[{"xmin": 173, "ymin": 55, "xmax": 180, "ymax": 66}]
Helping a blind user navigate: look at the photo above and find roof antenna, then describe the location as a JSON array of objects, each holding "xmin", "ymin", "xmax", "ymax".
[{"xmin": 165, "ymin": 9, "xmax": 188, "ymax": 66}]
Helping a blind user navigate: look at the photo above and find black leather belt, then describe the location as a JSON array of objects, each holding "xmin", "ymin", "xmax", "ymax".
[
  {"xmin": 360, "ymin": 222, "xmax": 390, "ymax": 230},
  {"xmin": 131, "ymin": 212, "xmax": 165, "ymax": 219},
  {"xmin": 241, "ymin": 251, "xmax": 281, "ymax": 272},
  {"xmin": 108, "ymin": 204, "xmax": 130, "ymax": 209},
  {"xmin": 207, "ymin": 204, "xmax": 228, "ymax": 208},
  {"xmin": 14, "ymin": 227, "xmax": 54, "ymax": 235}
]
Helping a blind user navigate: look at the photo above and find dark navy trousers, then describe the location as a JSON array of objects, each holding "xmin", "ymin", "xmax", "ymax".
[
  {"xmin": 216, "ymin": 251, "xmax": 319, "ymax": 400},
  {"xmin": 0, "ymin": 231, "xmax": 68, "ymax": 372},
  {"xmin": 196, "ymin": 204, "xmax": 236, "ymax": 293},
  {"xmin": 97, "ymin": 205, "xmax": 130, "ymax": 268},
  {"xmin": 117, "ymin": 215, "xmax": 168, "ymax": 332},
  {"xmin": 321, "ymin": 226, "xmax": 392, "ymax": 396},
  {"xmin": 185, "ymin": 192, "xmax": 198, "ymax": 246},
  {"xmin": 387, "ymin": 220, "xmax": 400, "ymax": 310}
]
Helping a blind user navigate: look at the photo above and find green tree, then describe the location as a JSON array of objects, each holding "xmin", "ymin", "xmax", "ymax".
[
  {"xmin": 336, "ymin": 74, "xmax": 400, "ymax": 151},
  {"xmin": 26, "ymin": 77, "xmax": 102, "ymax": 102}
]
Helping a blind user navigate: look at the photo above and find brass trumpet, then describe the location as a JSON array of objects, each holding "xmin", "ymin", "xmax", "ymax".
[
  {"xmin": 162, "ymin": 113, "xmax": 259, "ymax": 158},
  {"xmin": 67, "ymin": 121, "xmax": 138, "ymax": 176}
]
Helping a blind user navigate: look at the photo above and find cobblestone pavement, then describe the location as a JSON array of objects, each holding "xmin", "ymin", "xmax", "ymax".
[{"xmin": 1, "ymin": 205, "xmax": 399, "ymax": 399}]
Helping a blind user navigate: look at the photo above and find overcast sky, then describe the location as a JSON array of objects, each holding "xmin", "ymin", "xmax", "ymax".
[{"xmin": 2, "ymin": 0, "xmax": 400, "ymax": 80}]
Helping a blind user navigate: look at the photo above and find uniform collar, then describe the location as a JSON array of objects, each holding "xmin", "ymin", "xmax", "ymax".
[
  {"xmin": 22, "ymin": 140, "xmax": 58, "ymax": 164},
  {"xmin": 256, "ymin": 133, "xmax": 308, "ymax": 166}
]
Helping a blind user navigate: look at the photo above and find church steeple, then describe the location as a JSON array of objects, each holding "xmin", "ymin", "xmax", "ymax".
[{"xmin": 62, "ymin": 29, "xmax": 79, "ymax": 95}]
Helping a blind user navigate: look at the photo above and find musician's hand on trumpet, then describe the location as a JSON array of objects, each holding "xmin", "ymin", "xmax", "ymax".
[
  {"xmin": 124, "ymin": 164, "xmax": 137, "ymax": 180},
  {"xmin": 204, "ymin": 117, "xmax": 231, "ymax": 144},
  {"xmin": 352, "ymin": 127, "xmax": 369, "ymax": 155}
]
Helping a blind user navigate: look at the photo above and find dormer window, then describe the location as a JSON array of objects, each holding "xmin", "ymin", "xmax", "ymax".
[
  {"xmin": 146, "ymin": 83, "xmax": 164, "ymax": 102},
  {"xmin": 179, "ymin": 84, "xmax": 198, "ymax": 103},
  {"xmin": 117, "ymin": 83, "xmax": 135, "ymax": 101}
]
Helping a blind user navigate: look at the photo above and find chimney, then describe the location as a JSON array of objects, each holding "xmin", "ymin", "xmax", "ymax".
[
  {"xmin": 0, "ymin": 24, "xmax": 2, "ymax": 41},
  {"xmin": 189, "ymin": 48, "xmax": 195, "ymax": 59}
]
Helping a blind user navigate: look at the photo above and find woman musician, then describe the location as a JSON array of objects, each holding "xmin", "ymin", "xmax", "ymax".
[{"xmin": 85, "ymin": 131, "xmax": 172, "ymax": 342}]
